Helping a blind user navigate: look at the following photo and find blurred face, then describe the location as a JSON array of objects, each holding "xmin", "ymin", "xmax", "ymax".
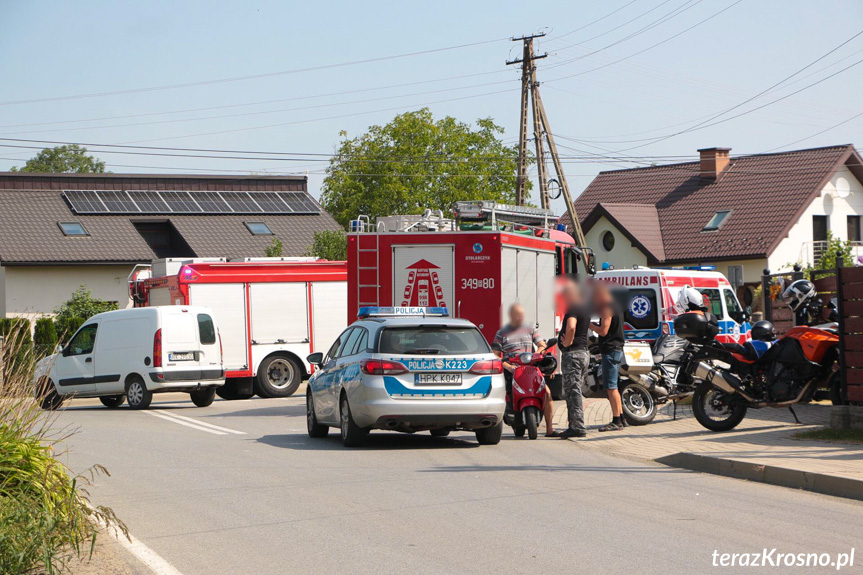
[
  {"xmin": 594, "ymin": 283, "xmax": 612, "ymax": 308},
  {"xmin": 509, "ymin": 304, "xmax": 525, "ymax": 327},
  {"xmin": 563, "ymin": 280, "xmax": 581, "ymax": 306}
]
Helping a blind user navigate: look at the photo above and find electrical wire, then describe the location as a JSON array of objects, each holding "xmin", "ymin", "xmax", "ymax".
[{"xmin": 551, "ymin": 0, "xmax": 641, "ymax": 41}]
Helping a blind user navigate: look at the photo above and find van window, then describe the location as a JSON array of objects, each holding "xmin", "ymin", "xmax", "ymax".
[
  {"xmin": 723, "ymin": 289, "xmax": 743, "ymax": 319},
  {"xmin": 698, "ymin": 289, "xmax": 723, "ymax": 317},
  {"xmin": 68, "ymin": 324, "xmax": 97, "ymax": 356},
  {"xmin": 197, "ymin": 314, "xmax": 216, "ymax": 344},
  {"xmin": 613, "ymin": 289, "xmax": 658, "ymax": 330}
]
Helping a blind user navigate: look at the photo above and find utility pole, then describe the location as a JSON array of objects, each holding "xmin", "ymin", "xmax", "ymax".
[{"xmin": 508, "ymin": 33, "xmax": 586, "ymax": 248}]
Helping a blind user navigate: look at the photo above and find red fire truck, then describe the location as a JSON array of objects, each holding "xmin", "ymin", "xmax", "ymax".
[
  {"xmin": 131, "ymin": 258, "xmax": 347, "ymax": 400},
  {"xmin": 347, "ymin": 202, "xmax": 594, "ymax": 397}
]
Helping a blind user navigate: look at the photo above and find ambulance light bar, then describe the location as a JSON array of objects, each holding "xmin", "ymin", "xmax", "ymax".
[
  {"xmin": 654, "ymin": 265, "xmax": 717, "ymax": 271},
  {"xmin": 358, "ymin": 306, "xmax": 449, "ymax": 318}
]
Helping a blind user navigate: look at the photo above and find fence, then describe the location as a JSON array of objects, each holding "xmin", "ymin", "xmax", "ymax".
[
  {"xmin": 760, "ymin": 267, "xmax": 803, "ymax": 336},
  {"xmin": 838, "ymin": 265, "xmax": 863, "ymax": 403}
]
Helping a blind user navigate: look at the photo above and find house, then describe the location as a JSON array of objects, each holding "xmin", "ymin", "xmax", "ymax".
[
  {"xmin": 0, "ymin": 173, "xmax": 342, "ymax": 319},
  {"xmin": 562, "ymin": 145, "xmax": 863, "ymax": 297}
]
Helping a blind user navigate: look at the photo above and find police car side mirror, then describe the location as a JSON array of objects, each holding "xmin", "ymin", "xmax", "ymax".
[{"xmin": 307, "ymin": 352, "xmax": 324, "ymax": 366}]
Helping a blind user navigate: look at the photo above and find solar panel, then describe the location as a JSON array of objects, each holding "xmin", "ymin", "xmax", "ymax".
[
  {"xmin": 64, "ymin": 190, "xmax": 108, "ymax": 213},
  {"xmin": 221, "ymin": 192, "xmax": 263, "ymax": 213},
  {"xmin": 251, "ymin": 192, "xmax": 291, "ymax": 213},
  {"xmin": 128, "ymin": 191, "xmax": 170, "ymax": 213},
  {"xmin": 194, "ymin": 191, "xmax": 232, "ymax": 213},
  {"xmin": 99, "ymin": 190, "xmax": 139, "ymax": 213},
  {"xmin": 278, "ymin": 192, "xmax": 321, "ymax": 214},
  {"xmin": 160, "ymin": 191, "xmax": 202, "ymax": 213}
]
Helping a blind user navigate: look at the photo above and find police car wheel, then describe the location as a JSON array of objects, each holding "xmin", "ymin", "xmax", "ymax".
[
  {"xmin": 340, "ymin": 395, "xmax": 368, "ymax": 447},
  {"xmin": 475, "ymin": 422, "xmax": 503, "ymax": 445},
  {"xmin": 307, "ymin": 390, "xmax": 329, "ymax": 438},
  {"xmin": 255, "ymin": 355, "xmax": 302, "ymax": 398}
]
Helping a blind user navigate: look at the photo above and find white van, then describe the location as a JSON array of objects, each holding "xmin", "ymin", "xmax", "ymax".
[{"xmin": 34, "ymin": 306, "xmax": 225, "ymax": 410}]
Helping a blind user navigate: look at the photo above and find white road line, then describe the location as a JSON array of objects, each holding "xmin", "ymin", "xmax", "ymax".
[
  {"xmin": 145, "ymin": 411, "xmax": 227, "ymax": 435},
  {"xmin": 107, "ymin": 526, "xmax": 186, "ymax": 575},
  {"xmin": 157, "ymin": 411, "xmax": 246, "ymax": 435}
]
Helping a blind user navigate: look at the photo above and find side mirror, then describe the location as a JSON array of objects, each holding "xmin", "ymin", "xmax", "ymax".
[
  {"xmin": 54, "ymin": 343, "xmax": 64, "ymax": 355},
  {"xmin": 545, "ymin": 337, "xmax": 558, "ymax": 348},
  {"xmin": 307, "ymin": 352, "xmax": 324, "ymax": 366},
  {"xmin": 61, "ymin": 345, "xmax": 71, "ymax": 357}
]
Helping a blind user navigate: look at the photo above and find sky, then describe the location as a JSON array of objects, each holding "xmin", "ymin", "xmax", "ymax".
[{"xmin": 1, "ymin": 0, "xmax": 862, "ymax": 214}]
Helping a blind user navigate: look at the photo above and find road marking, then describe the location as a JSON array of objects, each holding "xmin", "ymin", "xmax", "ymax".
[
  {"xmin": 158, "ymin": 411, "xmax": 246, "ymax": 435},
  {"xmin": 108, "ymin": 526, "xmax": 186, "ymax": 575},
  {"xmin": 145, "ymin": 411, "xmax": 227, "ymax": 435}
]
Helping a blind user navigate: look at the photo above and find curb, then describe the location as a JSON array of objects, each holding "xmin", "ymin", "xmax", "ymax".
[{"xmin": 655, "ymin": 452, "xmax": 863, "ymax": 502}]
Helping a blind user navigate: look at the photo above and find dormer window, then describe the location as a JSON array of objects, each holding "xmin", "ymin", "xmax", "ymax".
[
  {"xmin": 58, "ymin": 221, "xmax": 89, "ymax": 236},
  {"xmin": 702, "ymin": 210, "xmax": 731, "ymax": 232}
]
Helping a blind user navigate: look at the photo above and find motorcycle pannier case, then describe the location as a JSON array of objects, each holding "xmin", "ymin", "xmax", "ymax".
[
  {"xmin": 673, "ymin": 312, "xmax": 719, "ymax": 342},
  {"xmin": 620, "ymin": 342, "xmax": 654, "ymax": 375}
]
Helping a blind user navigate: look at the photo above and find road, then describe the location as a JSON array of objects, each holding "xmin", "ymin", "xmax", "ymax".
[{"xmin": 56, "ymin": 392, "xmax": 863, "ymax": 575}]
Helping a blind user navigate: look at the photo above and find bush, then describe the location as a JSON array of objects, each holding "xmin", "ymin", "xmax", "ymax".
[
  {"xmin": 34, "ymin": 318, "xmax": 59, "ymax": 359},
  {"xmin": 305, "ymin": 229, "xmax": 347, "ymax": 261},
  {"xmin": 54, "ymin": 286, "xmax": 118, "ymax": 325},
  {"xmin": 0, "ymin": 318, "xmax": 33, "ymax": 378},
  {"xmin": 54, "ymin": 316, "xmax": 85, "ymax": 345}
]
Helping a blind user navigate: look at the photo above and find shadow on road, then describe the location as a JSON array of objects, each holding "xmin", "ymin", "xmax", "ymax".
[
  {"xmin": 256, "ymin": 432, "xmax": 480, "ymax": 451},
  {"xmin": 418, "ymin": 464, "xmax": 687, "ymax": 474}
]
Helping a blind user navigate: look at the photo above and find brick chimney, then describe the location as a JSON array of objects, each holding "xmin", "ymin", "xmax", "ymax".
[{"xmin": 698, "ymin": 147, "xmax": 731, "ymax": 180}]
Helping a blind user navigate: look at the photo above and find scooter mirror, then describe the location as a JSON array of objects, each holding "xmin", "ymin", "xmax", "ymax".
[{"xmin": 545, "ymin": 337, "xmax": 558, "ymax": 348}]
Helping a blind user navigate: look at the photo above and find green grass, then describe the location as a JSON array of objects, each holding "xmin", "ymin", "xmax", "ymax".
[{"xmin": 793, "ymin": 427, "xmax": 863, "ymax": 444}]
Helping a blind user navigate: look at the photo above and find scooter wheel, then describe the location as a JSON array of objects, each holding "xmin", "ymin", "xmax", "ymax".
[
  {"xmin": 525, "ymin": 406, "xmax": 539, "ymax": 440},
  {"xmin": 513, "ymin": 425, "xmax": 526, "ymax": 438}
]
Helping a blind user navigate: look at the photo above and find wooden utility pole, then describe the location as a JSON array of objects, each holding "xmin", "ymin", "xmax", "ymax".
[{"xmin": 508, "ymin": 33, "xmax": 586, "ymax": 247}]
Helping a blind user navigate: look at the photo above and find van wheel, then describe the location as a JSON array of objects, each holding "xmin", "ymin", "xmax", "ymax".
[
  {"xmin": 38, "ymin": 379, "xmax": 64, "ymax": 411},
  {"xmin": 340, "ymin": 395, "xmax": 368, "ymax": 447},
  {"xmin": 255, "ymin": 355, "xmax": 302, "ymax": 398},
  {"xmin": 190, "ymin": 387, "xmax": 216, "ymax": 408},
  {"xmin": 99, "ymin": 395, "xmax": 125, "ymax": 408},
  {"xmin": 125, "ymin": 377, "xmax": 152, "ymax": 410}
]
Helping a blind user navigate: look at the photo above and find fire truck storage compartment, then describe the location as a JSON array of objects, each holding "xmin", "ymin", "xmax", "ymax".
[
  {"xmin": 188, "ymin": 283, "xmax": 249, "ymax": 371},
  {"xmin": 148, "ymin": 285, "xmax": 174, "ymax": 307},
  {"xmin": 311, "ymin": 281, "xmax": 348, "ymax": 355},
  {"xmin": 392, "ymin": 245, "xmax": 454, "ymax": 308},
  {"xmin": 249, "ymin": 283, "xmax": 309, "ymax": 345}
]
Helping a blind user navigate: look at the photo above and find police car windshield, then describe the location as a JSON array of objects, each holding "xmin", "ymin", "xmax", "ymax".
[{"xmin": 378, "ymin": 327, "xmax": 490, "ymax": 355}]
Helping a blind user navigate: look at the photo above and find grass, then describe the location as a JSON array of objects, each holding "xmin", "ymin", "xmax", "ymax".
[
  {"xmin": 0, "ymin": 320, "xmax": 126, "ymax": 574},
  {"xmin": 793, "ymin": 427, "xmax": 863, "ymax": 444}
]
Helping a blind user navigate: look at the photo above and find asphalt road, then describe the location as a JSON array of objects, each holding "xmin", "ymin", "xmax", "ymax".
[{"xmin": 56, "ymin": 392, "xmax": 863, "ymax": 575}]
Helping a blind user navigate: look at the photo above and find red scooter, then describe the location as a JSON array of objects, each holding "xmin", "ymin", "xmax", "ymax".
[{"xmin": 502, "ymin": 338, "xmax": 558, "ymax": 440}]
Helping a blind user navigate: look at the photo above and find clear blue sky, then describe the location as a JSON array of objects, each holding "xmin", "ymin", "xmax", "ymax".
[{"xmin": 1, "ymin": 0, "xmax": 862, "ymax": 213}]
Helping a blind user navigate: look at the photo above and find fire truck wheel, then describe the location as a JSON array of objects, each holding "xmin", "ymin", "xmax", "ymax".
[
  {"xmin": 255, "ymin": 355, "xmax": 302, "ymax": 398},
  {"xmin": 190, "ymin": 387, "xmax": 216, "ymax": 408}
]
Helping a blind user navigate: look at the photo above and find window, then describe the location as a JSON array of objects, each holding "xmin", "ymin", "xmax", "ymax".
[
  {"xmin": 612, "ymin": 288, "xmax": 658, "ymax": 330},
  {"xmin": 347, "ymin": 329, "xmax": 368, "ymax": 356},
  {"xmin": 244, "ymin": 221, "xmax": 273, "ymax": 236},
  {"xmin": 339, "ymin": 328, "xmax": 362, "ymax": 357},
  {"xmin": 602, "ymin": 230, "xmax": 615, "ymax": 252},
  {"xmin": 848, "ymin": 216, "xmax": 861, "ymax": 243},
  {"xmin": 324, "ymin": 332, "xmax": 346, "ymax": 364},
  {"xmin": 698, "ymin": 289, "xmax": 723, "ymax": 317},
  {"xmin": 378, "ymin": 327, "xmax": 490, "ymax": 355},
  {"xmin": 132, "ymin": 221, "xmax": 195, "ymax": 258},
  {"xmin": 702, "ymin": 210, "xmax": 732, "ymax": 232},
  {"xmin": 197, "ymin": 314, "xmax": 216, "ymax": 345},
  {"xmin": 723, "ymin": 289, "xmax": 743, "ymax": 320},
  {"xmin": 812, "ymin": 215, "xmax": 829, "ymax": 242},
  {"xmin": 58, "ymin": 221, "xmax": 88, "ymax": 236},
  {"xmin": 67, "ymin": 324, "xmax": 97, "ymax": 356}
]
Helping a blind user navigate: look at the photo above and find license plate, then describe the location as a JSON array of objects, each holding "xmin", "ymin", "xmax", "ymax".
[
  {"xmin": 415, "ymin": 373, "xmax": 462, "ymax": 386},
  {"xmin": 169, "ymin": 352, "xmax": 195, "ymax": 361}
]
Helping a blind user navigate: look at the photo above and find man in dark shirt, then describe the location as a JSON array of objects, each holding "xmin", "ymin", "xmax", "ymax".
[
  {"xmin": 590, "ymin": 282, "xmax": 626, "ymax": 432},
  {"xmin": 558, "ymin": 279, "xmax": 589, "ymax": 439}
]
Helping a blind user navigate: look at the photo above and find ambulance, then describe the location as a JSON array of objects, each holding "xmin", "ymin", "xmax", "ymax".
[{"xmin": 596, "ymin": 266, "xmax": 751, "ymax": 344}]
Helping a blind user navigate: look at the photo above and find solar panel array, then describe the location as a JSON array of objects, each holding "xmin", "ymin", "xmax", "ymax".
[{"xmin": 63, "ymin": 190, "xmax": 321, "ymax": 215}]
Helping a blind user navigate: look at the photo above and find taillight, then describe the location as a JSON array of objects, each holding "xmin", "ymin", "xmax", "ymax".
[
  {"xmin": 153, "ymin": 329, "xmax": 162, "ymax": 368},
  {"xmin": 361, "ymin": 359, "xmax": 408, "ymax": 375},
  {"xmin": 469, "ymin": 359, "xmax": 503, "ymax": 375},
  {"xmin": 662, "ymin": 322, "xmax": 671, "ymax": 335}
]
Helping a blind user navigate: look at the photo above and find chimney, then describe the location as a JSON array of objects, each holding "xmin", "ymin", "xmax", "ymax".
[{"xmin": 698, "ymin": 147, "xmax": 731, "ymax": 181}]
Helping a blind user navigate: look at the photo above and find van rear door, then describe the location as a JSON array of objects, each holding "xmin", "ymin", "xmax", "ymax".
[{"xmin": 161, "ymin": 309, "xmax": 220, "ymax": 370}]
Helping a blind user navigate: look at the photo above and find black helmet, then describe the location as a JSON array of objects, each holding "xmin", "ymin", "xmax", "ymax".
[
  {"xmin": 782, "ymin": 279, "xmax": 816, "ymax": 312},
  {"xmin": 750, "ymin": 320, "xmax": 775, "ymax": 342}
]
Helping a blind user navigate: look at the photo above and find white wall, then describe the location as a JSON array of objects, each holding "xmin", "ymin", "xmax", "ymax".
[
  {"xmin": 671, "ymin": 257, "xmax": 767, "ymax": 284},
  {"xmin": 1, "ymin": 264, "xmax": 134, "ymax": 321},
  {"xmin": 769, "ymin": 166, "xmax": 863, "ymax": 271},
  {"xmin": 585, "ymin": 216, "xmax": 649, "ymax": 270}
]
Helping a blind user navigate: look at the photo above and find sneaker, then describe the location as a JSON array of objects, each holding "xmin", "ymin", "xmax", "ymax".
[
  {"xmin": 559, "ymin": 429, "xmax": 587, "ymax": 439},
  {"xmin": 598, "ymin": 422, "xmax": 621, "ymax": 432}
]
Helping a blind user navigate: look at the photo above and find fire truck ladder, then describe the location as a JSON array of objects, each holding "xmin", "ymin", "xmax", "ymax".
[{"xmin": 355, "ymin": 215, "xmax": 385, "ymax": 308}]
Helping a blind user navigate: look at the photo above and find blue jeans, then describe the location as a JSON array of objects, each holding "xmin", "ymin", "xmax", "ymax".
[{"xmin": 601, "ymin": 349, "xmax": 624, "ymax": 391}]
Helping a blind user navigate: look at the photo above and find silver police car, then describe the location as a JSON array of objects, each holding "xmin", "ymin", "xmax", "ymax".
[{"xmin": 306, "ymin": 307, "xmax": 506, "ymax": 447}]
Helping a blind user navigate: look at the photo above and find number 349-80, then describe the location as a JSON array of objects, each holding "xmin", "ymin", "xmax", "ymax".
[{"xmin": 461, "ymin": 278, "xmax": 495, "ymax": 289}]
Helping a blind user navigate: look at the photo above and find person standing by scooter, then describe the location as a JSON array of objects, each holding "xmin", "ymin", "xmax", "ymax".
[
  {"xmin": 493, "ymin": 303, "xmax": 558, "ymax": 437},
  {"xmin": 558, "ymin": 279, "xmax": 590, "ymax": 439},
  {"xmin": 590, "ymin": 282, "xmax": 626, "ymax": 432}
]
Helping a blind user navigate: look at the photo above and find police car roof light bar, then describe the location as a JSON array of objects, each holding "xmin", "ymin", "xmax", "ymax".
[{"xmin": 358, "ymin": 306, "xmax": 449, "ymax": 318}]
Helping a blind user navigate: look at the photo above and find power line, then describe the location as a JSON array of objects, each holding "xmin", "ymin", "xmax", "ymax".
[
  {"xmin": 764, "ymin": 111, "xmax": 863, "ymax": 152},
  {"xmin": 552, "ymin": 0, "xmax": 641, "ymax": 41},
  {"xmin": 548, "ymin": 0, "xmax": 676, "ymax": 51}
]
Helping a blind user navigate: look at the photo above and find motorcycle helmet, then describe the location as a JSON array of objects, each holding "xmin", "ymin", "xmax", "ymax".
[
  {"xmin": 750, "ymin": 320, "xmax": 775, "ymax": 342},
  {"xmin": 782, "ymin": 279, "xmax": 816, "ymax": 312},
  {"xmin": 674, "ymin": 285, "xmax": 706, "ymax": 314}
]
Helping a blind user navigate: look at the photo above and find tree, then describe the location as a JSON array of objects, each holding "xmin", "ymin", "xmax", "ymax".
[
  {"xmin": 320, "ymin": 109, "xmax": 525, "ymax": 227},
  {"xmin": 305, "ymin": 230, "xmax": 347, "ymax": 261},
  {"xmin": 54, "ymin": 286, "xmax": 118, "ymax": 325},
  {"xmin": 264, "ymin": 238, "xmax": 284, "ymax": 257},
  {"xmin": 10, "ymin": 145, "xmax": 106, "ymax": 173}
]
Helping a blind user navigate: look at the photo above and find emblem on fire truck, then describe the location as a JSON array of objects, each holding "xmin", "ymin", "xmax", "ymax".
[{"xmin": 400, "ymin": 259, "xmax": 447, "ymax": 308}]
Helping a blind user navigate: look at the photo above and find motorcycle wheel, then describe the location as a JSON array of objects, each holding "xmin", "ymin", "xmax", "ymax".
[
  {"xmin": 829, "ymin": 371, "xmax": 847, "ymax": 406},
  {"xmin": 525, "ymin": 406, "xmax": 539, "ymax": 440},
  {"xmin": 621, "ymin": 383, "xmax": 656, "ymax": 426},
  {"xmin": 692, "ymin": 381, "xmax": 748, "ymax": 432}
]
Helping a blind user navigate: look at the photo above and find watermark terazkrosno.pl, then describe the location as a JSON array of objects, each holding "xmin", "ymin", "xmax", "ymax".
[{"xmin": 712, "ymin": 549, "xmax": 856, "ymax": 570}]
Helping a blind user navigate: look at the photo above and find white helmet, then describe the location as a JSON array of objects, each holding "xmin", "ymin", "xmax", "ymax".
[
  {"xmin": 782, "ymin": 279, "xmax": 816, "ymax": 312},
  {"xmin": 675, "ymin": 285, "xmax": 706, "ymax": 314}
]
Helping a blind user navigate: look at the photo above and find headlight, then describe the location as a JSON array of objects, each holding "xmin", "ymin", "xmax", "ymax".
[{"xmin": 519, "ymin": 352, "xmax": 534, "ymax": 365}]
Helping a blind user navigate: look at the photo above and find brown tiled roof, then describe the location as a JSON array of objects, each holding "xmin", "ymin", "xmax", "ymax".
[
  {"xmin": 585, "ymin": 203, "xmax": 665, "ymax": 262},
  {"xmin": 0, "ymin": 173, "xmax": 342, "ymax": 264},
  {"xmin": 561, "ymin": 145, "xmax": 863, "ymax": 262}
]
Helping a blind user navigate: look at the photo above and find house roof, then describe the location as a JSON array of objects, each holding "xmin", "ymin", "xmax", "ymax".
[
  {"xmin": 0, "ymin": 173, "xmax": 342, "ymax": 264},
  {"xmin": 561, "ymin": 144, "xmax": 863, "ymax": 262}
]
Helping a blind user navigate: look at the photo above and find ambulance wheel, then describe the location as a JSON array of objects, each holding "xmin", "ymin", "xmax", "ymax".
[
  {"xmin": 125, "ymin": 377, "xmax": 152, "ymax": 410},
  {"xmin": 190, "ymin": 387, "xmax": 216, "ymax": 408},
  {"xmin": 99, "ymin": 395, "xmax": 125, "ymax": 408},
  {"xmin": 255, "ymin": 354, "xmax": 302, "ymax": 398}
]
